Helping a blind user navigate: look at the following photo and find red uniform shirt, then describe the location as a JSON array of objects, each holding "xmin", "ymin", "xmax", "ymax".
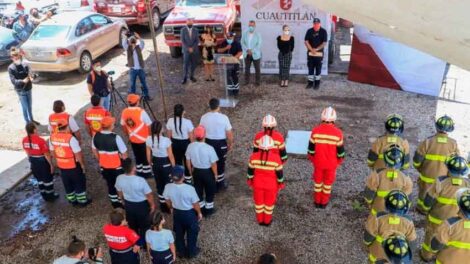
[
  {"xmin": 22, "ymin": 135, "xmax": 49, "ymax": 156},
  {"xmin": 248, "ymin": 151, "xmax": 283, "ymax": 190},
  {"xmin": 308, "ymin": 123, "xmax": 344, "ymax": 169},
  {"xmin": 103, "ymin": 224, "xmax": 139, "ymax": 250}
]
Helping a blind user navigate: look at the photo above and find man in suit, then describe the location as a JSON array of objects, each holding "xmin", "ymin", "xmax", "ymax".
[{"xmin": 181, "ymin": 18, "xmax": 200, "ymax": 84}]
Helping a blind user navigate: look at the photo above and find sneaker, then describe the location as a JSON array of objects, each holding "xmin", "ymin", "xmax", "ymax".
[
  {"xmin": 76, "ymin": 198, "xmax": 93, "ymax": 208},
  {"xmin": 190, "ymin": 77, "xmax": 197, "ymax": 83},
  {"xmin": 188, "ymin": 247, "xmax": 200, "ymax": 259},
  {"xmin": 306, "ymin": 82, "xmax": 314, "ymax": 89}
]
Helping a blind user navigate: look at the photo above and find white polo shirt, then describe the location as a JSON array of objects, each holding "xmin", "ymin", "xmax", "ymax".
[
  {"xmin": 166, "ymin": 117, "xmax": 194, "ymax": 140},
  {"xmin": 199, "ymin": 112, "xmax": 232, "ymax": 140},
  {"xmin": 185, "ymin": 142, "xmax": 218, "ymax": 169},
  {"xmin": 115, "ymin": 174, "xmax": 152, "ymax": 202},
  {"xmin": 163, "ymin": 183, "xmax": 199, "ymax": 210},
  {"xmin": 146, "ymin": 135, "xmax": 172, "ymax": 158}
]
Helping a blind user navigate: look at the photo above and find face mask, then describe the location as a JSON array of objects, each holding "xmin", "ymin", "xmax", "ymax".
[
  {"xmin": 94, "ymin": 66, "xmax": 101, "ymax": 72},
  {"xmin": 313, "ymin": 24, "xmax": 321, "ymax": 31},
  {"xmin": 226, "ymin": 39, "xmax": 233, "ymax": 45},
  {"xmin": 248, "ymin": 26, "xmax": 255, "ymax": 32},
  {"xmin": 283, "ymin": 30, "xmax": 290, "ymax": 35}
]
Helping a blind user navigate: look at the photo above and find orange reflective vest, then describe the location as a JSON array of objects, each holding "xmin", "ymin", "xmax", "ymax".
[
  {"xmin": 93, "ymin": 132, "xmax": 121, "ymax": 169},
  {"xmin": 121, "ymin": 107, "xmax": 149, "ymax": 144},
  {"xmin": 84, "ymin": 106, "xmax": 109, "ymax": 136},
  {"xmin": 50, "ymin": 132, "xmax": 76, "ymax": 169},
  {"xmin": 49, "ymin": 112, "xmax": 70, "ymax": 134}
]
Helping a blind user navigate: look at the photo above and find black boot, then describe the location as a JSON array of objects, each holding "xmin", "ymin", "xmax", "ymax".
[
  {"xmin": 314, "ymin": 80, "xmax": 320, "ymax": 90},
  {"xmin": 306, "ymin": 81, "xmax": 314, "ymax": 89}
]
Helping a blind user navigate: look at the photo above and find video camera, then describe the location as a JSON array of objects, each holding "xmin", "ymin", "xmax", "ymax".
[{"xmin": 126, "ymin": 31, "xmax": 136, "ymax": 39}]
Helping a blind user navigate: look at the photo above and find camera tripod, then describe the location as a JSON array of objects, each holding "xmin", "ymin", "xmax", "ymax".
[
  {"xmin": 140, "ymin": 96, "xmax": 157, "ymax": 121},
  {"xmin": 107, "ymin": 71, "xmax": 128, "ymax": 113}
]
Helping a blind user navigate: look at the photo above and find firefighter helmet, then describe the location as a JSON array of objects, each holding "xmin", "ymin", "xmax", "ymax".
[
  {"xmin": 383, "ymin": 145, "xmax": 405, "ymax": 169},
  {"xmin": 446, "ymin": 155, "xmax": 469, "ymax": 177},
  {"xmin": 385, "ymin": 114, "xmax": 404, "ymax": 135},
  {"xmin": 435, "ymin": 115, "xmax": 454, "ymax": 133},
  {"xmin": 457, "ymin": 188, "xmax": 470, "ymax": 219},
  {"xmin": 385, "ymin": 190, "xmax": 410, "ymax": 215},
  {"xmin": 321, "ymin": 107, "xmax": 337, "ymax": 122},
  {"xmin": 259, "ymin": 135, "xmax": 275, "ymax": 151},
  {"xmin": 262, "ymin": 114, "xmax": 277, "ymax": 128},
  {"xmin": 383, "ymin": 234, "xmax": 412, "ymax": 264}
]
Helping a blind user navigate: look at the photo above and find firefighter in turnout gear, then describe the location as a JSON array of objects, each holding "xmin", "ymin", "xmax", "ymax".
[
  {"xmin": 253, "ymin": 114, "xmax": 288, "ymax": 163},
  {"xmin": 381, "ymin": 235, "xmax": 413, "ymax": 264},
  {"xmin": 364, "ymin": 190, "xmax": 417, "ymax": 264},
  {"xmin": 84, "ymin": 95, "xmax": 110, "ymax": 137},
  {"xmin": 247, "ymin": 135, "xmax": 284, "ymax": 226},
  {"xmin": 120, "ymin": 94, "xmax": 152, "ymax": 178},
  {"xmin": 307, "ymin": 107, "xmax": 345, "ymax": 208},
  {"xmin": 420, "ymin": 155, "xmax": 470, "ymax": 261},
  {"xmin": 367, "ymin": 114, "xmax": 410, "ymax": 171},
  {"xmin": 92, "ymin": 116, "xmax": 128, "ymax": 208},
  {"xmin": 414, "ymin": 115, "xmax": 460, "ymax": 214},
  {"xmin": 364, "ymin": 145, "xmax": 413, "ymax": 216},
  {"xmin": 428, "ymin": 188, "xmax": 470, "ymax": 264}
]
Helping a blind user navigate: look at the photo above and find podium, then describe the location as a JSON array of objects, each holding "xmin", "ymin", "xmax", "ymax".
[{"xmin": 214, "ymin": 53, "xmax": 240, "ymax": 108}]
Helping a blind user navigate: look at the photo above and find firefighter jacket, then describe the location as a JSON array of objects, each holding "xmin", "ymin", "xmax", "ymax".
[
  {"xmin": 431, "ymin": 215, "xmax": 470, "ymax": 264},
  {"xmin": 413, "ymin": 133, "xmax": 459, "ymax": 185},
  {"xmin": 308, "ymin": 123, "xmax": 345, "ymax": 169},
  {"xmin": 367, "ymin": 133, "xmax": 410, "ymax": 171},
  {"xmin": 49, "ymin": 112, "xmax": 71, "ymax": 134},
  {"xmin": 50, "ymin": 132, "xmax": 76, "ymax": 169},
  {"xmin": 84, "ymin": 106, "xmax": 109, "ymax": 136},
  {"xmin": 253, "ymin": 129, "xmax": 287, "ymax": 162},
  {"xmin": 364, "ymin": 212, "xmax": 416, "ymax": 263},
  {"xmin": 120, "ymin": 107, "xmax": 149, "ymax": 144},
  {"xmin": 364, "ymin": 168, "xmax": 413, "ymax": 215},
  {"xmin": 93, "ymin": 132, "xmax": 121, "ymax": 169},
  {"xmin": 247, "ymin": 151, "xmax": 284, "ymax": 190},
  {"xmin": 422, "ymin": 175, "xmax": 470, "ymax": 225}
]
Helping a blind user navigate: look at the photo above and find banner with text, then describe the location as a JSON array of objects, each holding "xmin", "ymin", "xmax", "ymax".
[{"xmin": 240, "ymin": 0, "xmax": 331, "ymax": 75}]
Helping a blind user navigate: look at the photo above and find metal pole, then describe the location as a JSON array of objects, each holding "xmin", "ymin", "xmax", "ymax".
[{"xmin": 145, "ymin": 0, "xmax": 168, "ymax": 120}]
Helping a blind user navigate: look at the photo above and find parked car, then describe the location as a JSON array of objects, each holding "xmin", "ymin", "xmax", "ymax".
[
  {"xmin": 0, "ymin": 26, "xmax": 21, "ymax": 64},
  {"xmin": 95, "ymin": 0, "xmax": 175, "ymax": 30},
  {"xmin": 163, "ymin": 0, "xmax": 239, "ymax": 58},
  {"xmin": 55, "ymin": 0, "xmax": 95, "ymax": 12},
  {"xmin": 21, "ymin": 11, "xmax": 128, "ymax": 73}
]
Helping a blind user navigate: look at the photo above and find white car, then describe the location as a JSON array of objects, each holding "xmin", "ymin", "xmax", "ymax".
[{"xmin": 55, "ymin": 0, "xmax": 95, "ymax": 12}]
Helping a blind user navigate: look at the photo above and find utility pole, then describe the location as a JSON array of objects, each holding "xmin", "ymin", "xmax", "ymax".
[{"xmin": 145, "ymin": 0, "xmax": 168, "ymax": 120}]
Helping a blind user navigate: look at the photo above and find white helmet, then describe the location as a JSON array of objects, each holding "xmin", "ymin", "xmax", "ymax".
[
  {"xmin": 321, "ymin": 107, "xmax": 337, "ymax": 122},
  {"xmin": 259, "ymin": 135, "xmax": 275, "ymax": 150},
  {"xmin": 262, "ymin": 114, "xmax": 277, "ymax": 128}
]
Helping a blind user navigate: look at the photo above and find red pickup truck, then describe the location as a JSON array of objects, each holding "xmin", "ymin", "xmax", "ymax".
[{"xmin": 163, "ymin": 0, "xmax": 239, "ymax": 58}]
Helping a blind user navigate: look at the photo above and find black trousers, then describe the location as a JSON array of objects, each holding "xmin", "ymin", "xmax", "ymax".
[
  {"xmin": 244, "ymin": 54, "xmax": 261, "ymax": 85},
  {"xmin": 307, "ymin": 56, "xmax": 323, "ymax": 83},
  {"xmin": 226, "ymin": 64, "xmax": 240, "ymax": 96},
  {"xmin": 173, "ymin": 209, "xmax": 199, "ymax": 258},
  {"xmin": 29, "ymin": 156, "xmax": 55, "ymax": 200},
  {"xmin": 152, "ymin": 157, "xmax": 172, "ymax": 209},
  {"xmin": 131, "ymin": 142, "xmax": 152, "ymax": 178},
  {"xmin": 205, "ymin": 138, "xmax": 228, "ymax": 189},
  {"xmin": 150, "ymin": 249, "xmax": 173, "ymax": 264},
  {"xmin": 60, "ymin": 164, "xmax": 87, "ymax": 204},
  {"xmin": 193, "ymin": 168, "xmax": 216, "ymax": 214},
  {"xmin": 124, "ymin": 200, "xmax": 150, "ymax": 246},
  {"xmin": 109, "ymin": 248, "xmax": 140, "ymax": 264},
  {"xmin": 171, "ymin": 138, "xmax": 191, "ymax": 182},
  {"xmin": 101, "ymin": 167, "xmax": 123, "ymax": 208}
]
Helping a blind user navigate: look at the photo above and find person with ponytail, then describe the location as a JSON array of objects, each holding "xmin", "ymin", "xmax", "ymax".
[
  {"xmin": 146, "ymin": 212, "xmax": 176, "ymax": 264},
  {"xmin": 253, "ymin": 114, "xmax": 288, "ymax": 163},
  {"xmin": 21, "ymin": 122, "xmax": 59, "ymax": 201},
  {"xmin": 146, "ymin": 120, "xmax": 175, "ymax": 213},
  {"xmin": 166, "ymin": 104, "xmax": 194, "ymax": 183}
]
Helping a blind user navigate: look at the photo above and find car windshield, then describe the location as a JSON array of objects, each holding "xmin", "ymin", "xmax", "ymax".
[
  {"xmin": 177, "ymin": 0, "xmax": 227, "ymax": 7},
  {"xmin": 0, "ymin": 28, "xmax": 14, "ymax": 42},
  {"xmin": 29, "ymin": 25, "xmax": 70, "ymax": 40}
]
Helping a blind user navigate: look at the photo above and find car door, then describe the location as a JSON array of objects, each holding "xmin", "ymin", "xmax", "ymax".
[
  {"xmin": 75, "ymin": 17, "xmax": 100, "ymax": 58},
  {"xmin": 89, "ymin": 14, "xmax": 115, "ymax": 55}
]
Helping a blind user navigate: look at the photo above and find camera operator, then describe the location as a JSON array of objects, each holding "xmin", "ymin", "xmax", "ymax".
[
  {"xmin": 8, "ymin": 47, "xmax": 39, "ymax": 125},
  {"xmin": 87, "ymin": 60, "xmax": 111, "ymax": 111},
  {"xmin": 53, "ymin": 236, "xmax": 103, "ymax": 264},
  {"xmin": 121, "ymin": 32, "xmax": 151, "ymax": 100},
  {"xmin": 29, "ymin": 8, "xmax": 52, "ymax": 28}
]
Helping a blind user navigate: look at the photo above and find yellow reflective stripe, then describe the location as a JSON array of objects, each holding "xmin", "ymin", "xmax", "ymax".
[
  {"xmin": 252, "ymin": 165, "xmax": 276, "ymax": 171},
  {"xmin": 264, "ymin": 211, "xmax": 273, "ymax": 215},
  {"xmin": 368, "ymin": 254, "xmax": 377, "ymax": 262},
  {"xmin": 422, "ymin": 242, "xmax": 436, "ymax": 253},
  {"xmin": 388, "ymin": 216, "xmax": 401, "ymax": 225},
  {"xmin": 312, "ymin": 139, "xmax": 338, "ymax": 145},
  {"xmin": 436, "ymin": 260, "xmax": 442, "ymax": 264},
  {"xmin": 375, "ymin": 235, "xmax": 384, "ymax": 243},
  {"xmin": 313, "ymin": 134, "xmax": 340, "ymax": 141},
  {"xmin": 386, "ymin": 171, "xmax": 397, "ymax": 179},
  {"xmin": 428, "ymin": 214, "xmax": 443, "ymax": 225},
  {"xmin": 425, "ymin": 154, "xmax": 447, "ymax": 162},
  {"xmin": 255, "ymin": 209, "xmax": 264, "ymax": 213},
  {"xmin": 419, "ymin": 174, "xmax": 436, "ymax": 184},
  {"xmin": 437, "ymin": 196, "xmax": 458, "ymax": 205},
  {"xmin": 413, "ymin": 161, "xmax": 421, "ymax": 167},
  {"xmin": 378, "ymin": 154, "xmax": 384, "ymax": 159},
  {"xmin": 336, "ymin": 140, "xmax": 344, "ymax": 146},
  {"xmin": 371, "ymin": 208, "xmax": 377, "ymax": 216},
  {"xmin": 447, "ymin": 241, "xmax": 470, "ymax": 250},
  {"xmin": 264, "ymin": 205, "xmax": 274, "ymax": 210},
  {"xmin": 322, "ymin": 189, "xmax": 331, "ymax": 194},
  {"xmin": 251, "ymin": 160, "xmax": 280, "ymax": 166},
  {"xmin": 367, "ymin": 159, "xmax": 375, "ymax": 165},
  {"xmin": 376, "ymin": 190, "xmax": 389, "ymax": 198}
]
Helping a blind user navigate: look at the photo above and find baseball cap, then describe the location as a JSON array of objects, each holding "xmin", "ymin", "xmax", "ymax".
[
  {"xmin": 101, "ymin": 116, "xmax": 115, "ymax": 129},
  {"xmin": 171, "ymin": 165, "xmax": 185, "ymax": 181},
  {"xmin": 313, "ymin": 18, "xmax": 321, "ymax": 23},
  {"xmin": 194, "ymin": 125, "xmax": 206, "ymax": 139},
  {"xmin": 127, "ymin": 94, "xmax": 140, "ymax": 104}
]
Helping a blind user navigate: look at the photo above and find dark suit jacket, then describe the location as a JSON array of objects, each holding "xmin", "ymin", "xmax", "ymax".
[{"xmin": 181, "ymin": 26, "xmax": 200, "ymax": 54}]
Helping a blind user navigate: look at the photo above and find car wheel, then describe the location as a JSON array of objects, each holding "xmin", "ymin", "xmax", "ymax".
[
  {"xmin": 170, "ymin": 46, "xmax": 182, "ymax": 58},
  {"xmin": 152, "ymin": 8, "xmax": 161, "ymax": 30},
  {"xmin": 118, "ymin": 28, "xmax": 126, "ymax": 48},
  {"xmin": 79, "ymin": 51, "xmax": 92, "ymax": 73}
]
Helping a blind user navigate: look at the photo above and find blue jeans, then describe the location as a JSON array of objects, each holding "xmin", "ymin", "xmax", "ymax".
[
  {"xmin": 129, "ymin": 68, "xmax": 149, "ymax": 97},
  {"xmin": 101, "ymin": 94, "xmax": 110, "ymax": 111},
  {"xmin": 16, "ymin": 89, "xmax": 33, "ymax": 123}
]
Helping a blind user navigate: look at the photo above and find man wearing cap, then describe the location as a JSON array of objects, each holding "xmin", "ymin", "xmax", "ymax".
[
  {"xmin": 185, "ymin": 125, "xmax": 218, "ymax": 216},
  {"xmin": 163, "ymin": 166, "xmax": 203, "ymax": 259},
  {"xmin": 120, "ymin": 94, "xmax": 153, "ymax": 178},
  {"xmin": 217, "ymin": 32, "xmax": 243, "ymax": 96},
  {"xmin": 49, "ymin": 119, "xmax": 91, "ymax": 207},
  {"xmin": 199, "ymin": 98, "xmax": 233, "ymax": 191},
  {"xmin": 304, "ymin": 18, "xmax": 328, "ymax": 90},
  {"xmin": 92, "ymin": 116, "xmax": 128, "ymax": 208},
  {"xmin": 181, "ymin": 17, "xmax": 199, "ymax": 84}
]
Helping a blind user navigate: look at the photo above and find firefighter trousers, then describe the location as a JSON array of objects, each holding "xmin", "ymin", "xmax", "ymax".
[
  {"xmin": 312, "ymin": 166, "xmax": 337, "ymax": 205},
  {"xmin": 171, "ymin": 138, "xmax": 191, "ymax": 183},
  {"xmin": 253, "ymin": 188, "xmax": 278, "ymax": 225},
  {"xmin": 205, "ymin": 138, "xmax": 228, "ymax": 190},
  {"xmin": 173, "ymin": 209, "xmax": 199, "ymax": 258},
  {"xmin": 152, "ymin": 157, "xmax": 172, "ymax": 211},
  {"xmin": 193, "ymin": 168, "xmax": 216, "ymax": 215},
  {"xmin": 101, "ymin": 167, "xmax": 123, "ymax": 208},
  {"xmin": 417, "ymin": 178, "xmax": 433, "ymax": 213},
  {"xmin": 131, "ymin": 142, "xmax": 152, "ymax": 178},
  {"xmin": 109, "ymin": 248, "xmax": 140, "ymax": 264},
  {"xmin": 29, "ymin": 156, "xmax": 56, "ymax": 200},
  {"xmin": 60, "ymin": 164, "xmax": 88, "ymax": 205},
  {"xmin": 125, "ymin": 200, "xmax": 150, "ymax": 246},
  {"xmin": 420, "ymin": 220, "xmax": 439, "ymax": 261}
]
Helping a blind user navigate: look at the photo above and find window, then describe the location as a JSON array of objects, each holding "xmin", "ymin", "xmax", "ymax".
[
  {"xmin": 75, "ymin": 18, "xmax": 94, "ymax": 37},
  {"xmin": 177, "ymin": 0, "xmax": 227, "ymax": 7},
  {"xmin": 30, "ymin": 25, "xmax": 70, "ymax": 40},
  {"xmin": 89, "ymin": 15, "xmax": 110, "ymax": 29}
]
